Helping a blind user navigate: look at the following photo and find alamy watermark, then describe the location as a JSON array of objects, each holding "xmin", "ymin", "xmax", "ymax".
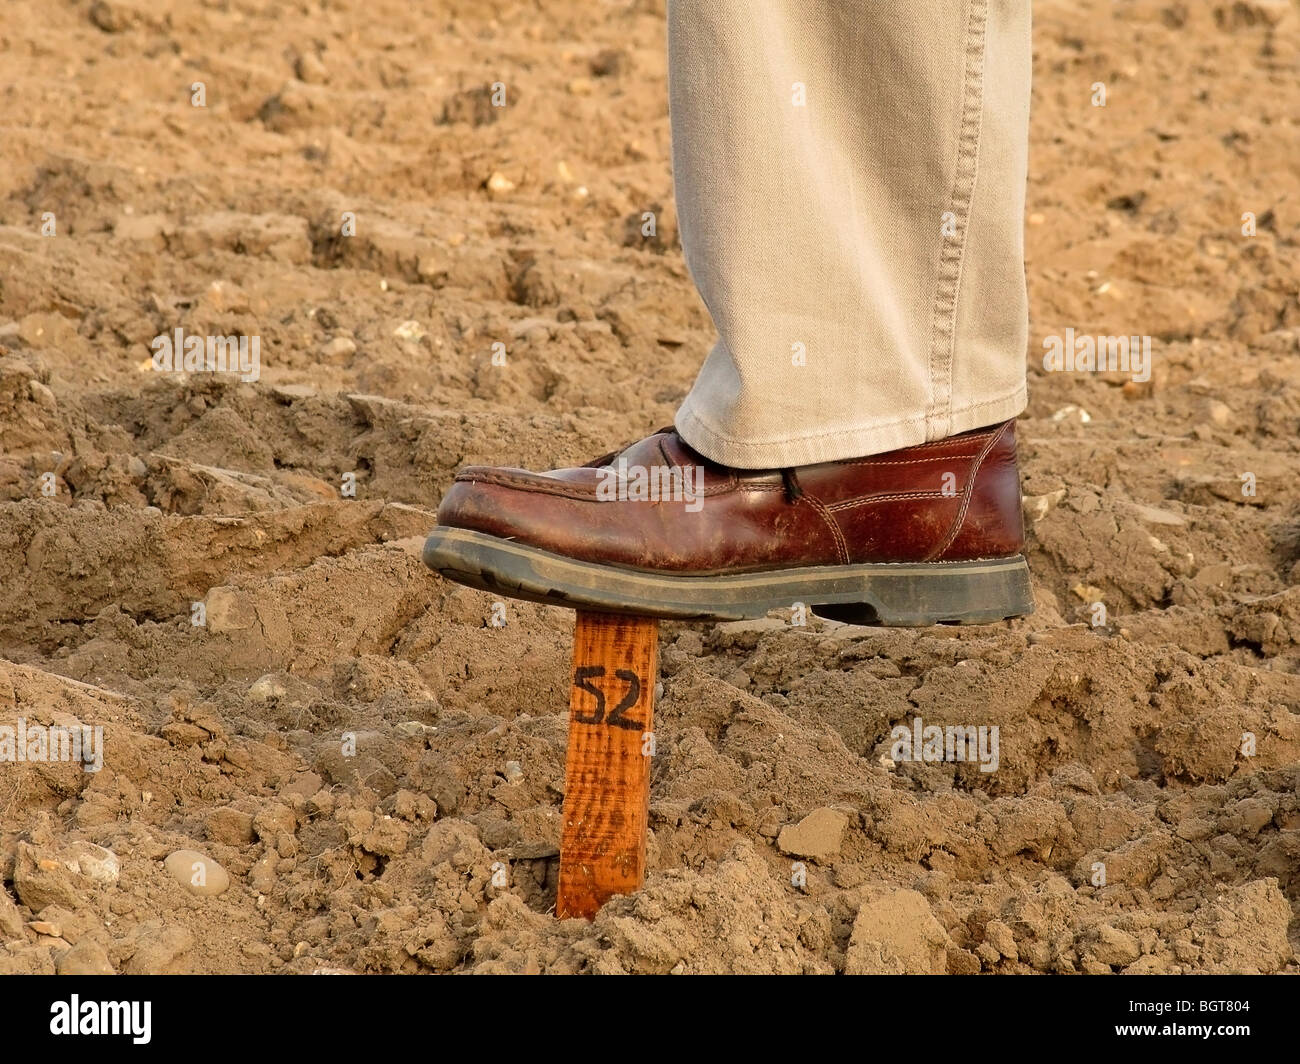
[
  {"xmin": 889, "ymin": 716, "xmax": 999, "ymax": 773},
  {"xmin": 0, "ymin": 718, "xmax": 103, "ymax": 773},
  {"xmin": 50, "ymin": 996, "xmax": 150, "ymax": 1044},
  {"xmin": 1042, "ymin": 328, "xmax": 1151, "ymax": 383},
  {"xmin": 151, "ymin": 327, "xmax": 260, "ymax": 382},
  {"xmin": 596, "ymin": 460, "xmax": 704, "ymax": 512}
]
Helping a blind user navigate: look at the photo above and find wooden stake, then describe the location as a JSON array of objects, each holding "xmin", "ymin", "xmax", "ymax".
[{"xmin": 556, "ymin": 610, "xmax": 659, "ymax": 920}]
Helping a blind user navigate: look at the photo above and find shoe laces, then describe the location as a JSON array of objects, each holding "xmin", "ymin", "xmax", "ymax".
[{"xmin": 781, "ymin": 468, "xmax": 804, "ymax": 503}]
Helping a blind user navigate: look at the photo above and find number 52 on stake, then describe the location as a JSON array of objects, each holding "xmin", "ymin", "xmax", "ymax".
[{"xmin": 556, "ymin": 612, "xmax": 658, "ymax": 920}]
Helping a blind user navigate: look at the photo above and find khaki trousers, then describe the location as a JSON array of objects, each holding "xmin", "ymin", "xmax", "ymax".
[{"xmin": 669, "ymin": 0, "xmax": 1032, "ymax": 468}]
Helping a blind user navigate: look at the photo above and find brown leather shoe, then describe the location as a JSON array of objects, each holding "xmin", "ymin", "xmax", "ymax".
[{"xmin": 424, "ymin": 420, "xmax": 1032, "ymax": 624}]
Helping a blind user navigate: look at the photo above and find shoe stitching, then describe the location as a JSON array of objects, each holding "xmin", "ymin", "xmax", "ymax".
[
  {"xmin": 801, "ymin": 494, "xmax": 850, "ymax": 565},
  {"xmin": 454, "ymin": 468, "xmax": 748, "ymax": 501},
  {"xmin": 824, "ymin": 489, "xmax": 954, "ymax": 513},
  {"xmin": 925, "ymin": 419, "xmax": 1010, "ymax": 561},
  {"xmin": 452, "ymin": 473, "xmax": 608, "ymax": 503},
  {"xmin": 890, "ymin": 431, "xmax": 996, "ymax": 452},
  {"xmin": 843, "ymin": 452, "xmax": 982, "ymax": 468}
]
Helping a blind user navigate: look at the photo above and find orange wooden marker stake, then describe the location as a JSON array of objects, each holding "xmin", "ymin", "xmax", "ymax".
[{"xmin": 556, "ymin": 610, "xmax": 659, "ymax": 920}]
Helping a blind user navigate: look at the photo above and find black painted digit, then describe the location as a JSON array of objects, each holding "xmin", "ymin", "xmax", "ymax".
[
  {"xmin": 572, "ymin": 665, "xmax": 645, "ymax": 729},
  {"xmin": 606, "ymin": 668, "xmax": 643, "ymax": 730},
  {"xmin": 572, "ymin": 665, "xmax": 606, "ymax": 724}
]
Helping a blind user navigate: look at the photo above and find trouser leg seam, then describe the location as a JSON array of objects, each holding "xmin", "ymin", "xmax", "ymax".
[{"xmin": 925, "ymin": 0, "xmax": 991, "ymax": 441}]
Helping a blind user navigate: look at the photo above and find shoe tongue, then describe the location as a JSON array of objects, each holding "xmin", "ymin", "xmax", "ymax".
[
  {"xmin": 658, "ymin": 429, "xmax": 702, "ymax": 465},
  {"xmin": 583, "ymin": 427, "xmax": 681, "ymax": 469}
]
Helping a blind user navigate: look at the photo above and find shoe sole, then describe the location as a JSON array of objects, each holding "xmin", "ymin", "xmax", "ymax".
[{"xmin": 423, "ymin": 526, "xmax": 1034, "ymax": 626}]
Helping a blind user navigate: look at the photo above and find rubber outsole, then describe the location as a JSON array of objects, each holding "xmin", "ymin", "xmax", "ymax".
[{"xmin": 422, "ymin": 526, "xmax": 1034, "ymax": 626}]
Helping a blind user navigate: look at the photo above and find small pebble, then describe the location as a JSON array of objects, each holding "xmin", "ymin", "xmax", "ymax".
[
  {"xmin": 66, "ymin": 841, "xmax": 121, "ymax": 885},
  {"xmin": 321, "ymin": 336, "xmax": 357, "ymax": 360},
  {"xmin": 164, "ymin": 849, "xmax": 231, "ymax": 897},
  {"xmin": 56, "ymin": 939, "xmax": 115, "ymax": 976}
]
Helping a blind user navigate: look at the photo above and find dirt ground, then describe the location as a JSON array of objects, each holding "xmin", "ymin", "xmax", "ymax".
[{"xmin": 1, "ymin": 0, "xmax": 1298, "ymax": 975}]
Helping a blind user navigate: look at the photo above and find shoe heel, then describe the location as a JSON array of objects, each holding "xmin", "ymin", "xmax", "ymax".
[{"xmin": 810, "ymin": 556, "xmax": 1033, "ymax": 627}]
